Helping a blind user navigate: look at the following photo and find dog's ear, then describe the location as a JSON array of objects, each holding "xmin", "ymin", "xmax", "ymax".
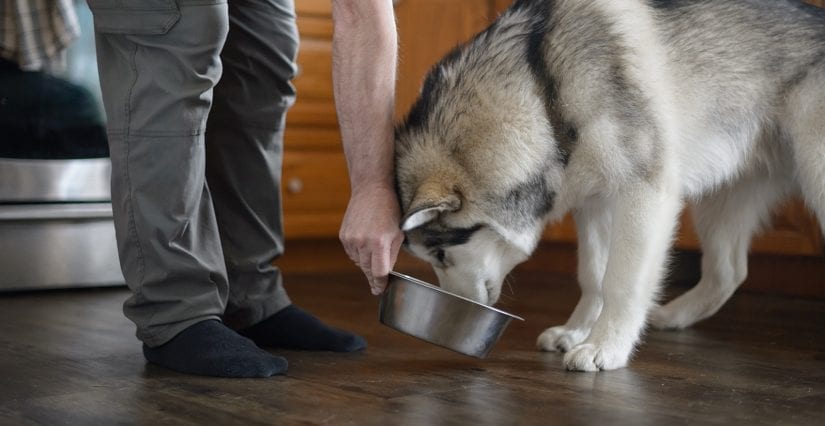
[{"xmin": 400, "ymin": 181, "xmax": 461, "ymax": 231}]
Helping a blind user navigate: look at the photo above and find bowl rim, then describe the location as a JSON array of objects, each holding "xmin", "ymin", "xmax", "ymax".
[{"xmin": 388, "ymin": 271, "xmax": 524, "ymax": 321}]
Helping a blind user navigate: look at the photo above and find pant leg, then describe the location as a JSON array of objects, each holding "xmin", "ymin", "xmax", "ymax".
[
  {"xmin": 205, "ymin": 0, "xmax": 298, "ymax": 329},
  {"xmin": 90, "ymin": 0, "xmax": 231, "ymax": 346}
]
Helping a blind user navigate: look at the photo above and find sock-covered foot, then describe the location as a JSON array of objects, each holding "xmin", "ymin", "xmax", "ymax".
[
  {"xmin": 239, "ymin": 305, "xmax": 367, "ymax": 352},
  {"xmin": 143, "ymin": 320, "xmax": 288, "ymax": 378}
]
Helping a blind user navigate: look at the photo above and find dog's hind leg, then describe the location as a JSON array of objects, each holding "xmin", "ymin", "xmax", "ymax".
[
  {"xmin": 786, "ymin": 67, "xmax": 825, "ymax": 237},
  {"xmin": 650, "ymin": 174, "xmax": 788, "ymax": 330},
  {"xmin": 537, "ymin": 198, "xmax": 611, "ymax": 353}
]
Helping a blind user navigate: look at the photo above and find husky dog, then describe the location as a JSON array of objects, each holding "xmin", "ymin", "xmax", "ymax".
[{"xmin": 394, "ymin": 0, "xmax": 825, "ymax": 371}]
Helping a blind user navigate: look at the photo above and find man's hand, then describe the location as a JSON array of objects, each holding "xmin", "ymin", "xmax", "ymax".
[
  {"xmin": 339, "ymin": 184, "xmax": 404, "ymax": 295},
  {"xmin": 331, "ymin": 0, "xmax": 400, "ymax": 295}
]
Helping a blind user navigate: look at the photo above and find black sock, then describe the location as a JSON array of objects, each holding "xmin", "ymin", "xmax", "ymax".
[
  {"xmin": 143, "ymin": 320, "xmax": 288, "ymax": 378},
  {"xmin": 239, "ymin": 305, "xmax": 367, "ymax": 352}
]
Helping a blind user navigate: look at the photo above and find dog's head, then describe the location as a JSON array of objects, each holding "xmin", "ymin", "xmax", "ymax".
[
  {"xmin": 394, "ymin": 29, "xmax": 561, "ymax": 305},
  {"xmin": 396, "ymin": 173, "xmax": 540, "ymax": 306}
]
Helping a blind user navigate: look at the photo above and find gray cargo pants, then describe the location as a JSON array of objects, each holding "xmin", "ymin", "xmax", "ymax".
[{"xmin": 88, "ymin": 0, "xmax": 296, "ymax": 346}]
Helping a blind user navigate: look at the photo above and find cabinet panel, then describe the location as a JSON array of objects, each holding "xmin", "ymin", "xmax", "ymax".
[
  {"xmin": 293, "ymin": 39, "xmax": 333, "ymax": 100},
  {"xmin": 281, "ymin": 150, "xmax": 349, "ymax": 238},
  {"xmin": 284, "ymin": 1, "xmax": 341, "ymax": 237},
  {"xmin": 287, "ymin": 100, "xmax": 337, "ymax": 127},
  {"xmin": 282, "ymin": 151, "xmax": 349, "ymax": 214},
  {"xmin": 295, "ymin": 0, "xmax": 331, "ymax": 16},
  {"xmin": 297, "ymin": 15, "xmax": 332, "ymax": 39},
  {"xmin": 284, "ymin": 127, "xmax": 341, "ymax": 151}
]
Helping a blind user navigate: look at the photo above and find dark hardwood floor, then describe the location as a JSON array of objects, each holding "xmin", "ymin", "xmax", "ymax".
[{"xmin": 1, "ymin": 252, "xmax": 824, "ymax": 425}]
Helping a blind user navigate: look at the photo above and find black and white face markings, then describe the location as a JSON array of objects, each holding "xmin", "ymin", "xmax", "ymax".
[{"xmin": 406, "ymin": 223, "xmax": 484, "ymax": 268}]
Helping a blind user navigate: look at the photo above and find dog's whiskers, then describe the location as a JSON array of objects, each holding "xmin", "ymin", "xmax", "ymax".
[{"xmin": 502, "ymin": 275, "xmax": 516, "ymax": 298}]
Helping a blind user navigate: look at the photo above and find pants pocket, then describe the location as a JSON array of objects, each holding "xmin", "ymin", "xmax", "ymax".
[{"xmin": 87, "ymin": 0, "xmax": 180, "ymax": 35}]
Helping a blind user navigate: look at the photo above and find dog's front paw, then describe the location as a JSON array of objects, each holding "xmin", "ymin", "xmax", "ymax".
[
  {"xmin": 563, "ymin": 343, "xmax": 630, "ymax": 372},
  {"xmin": 536, "ymin": 326, "xmax": 589, "ymax": 352}
]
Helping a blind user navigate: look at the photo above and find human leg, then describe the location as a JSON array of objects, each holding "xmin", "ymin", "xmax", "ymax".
[
  {"xmin": 91, "ymin": 0, "xmax": 286, "ymax": 376},
  {"xmin": 205, "ymin": 0, "xmax": 364, "ymax": 352},
  {"xmin": 204, "ymin": 0, "xmax": 296, "ymax": 330}
]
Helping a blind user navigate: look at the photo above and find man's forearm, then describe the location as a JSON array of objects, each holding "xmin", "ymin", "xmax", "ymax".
[{"xmin": 331, "ymin": 0, "xmax": 398, "ymax": 191}]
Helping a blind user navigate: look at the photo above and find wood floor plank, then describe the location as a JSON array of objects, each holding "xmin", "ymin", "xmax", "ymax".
[{"xmin": 1, "ymin": 262, "xmax": 824, "ymax": 425}]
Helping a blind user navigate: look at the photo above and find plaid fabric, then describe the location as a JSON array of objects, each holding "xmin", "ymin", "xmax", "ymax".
[{"xmin": 0, "ymin": 0, "xmax": 80, "ymax": 71}]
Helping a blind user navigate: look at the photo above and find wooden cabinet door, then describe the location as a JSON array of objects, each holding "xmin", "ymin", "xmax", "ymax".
[
  {"xmin": 394, "ymin": 0, "xmax": 498, "ymax": 118},
  {"xmin": 283, "ymin": 1, "xmax": 340, "ymax": 238}
]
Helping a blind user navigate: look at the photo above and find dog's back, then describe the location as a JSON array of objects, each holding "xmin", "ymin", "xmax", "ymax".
[{"xmin": 645, "ymin": 0, "xmax": 825, "ymax": 196}]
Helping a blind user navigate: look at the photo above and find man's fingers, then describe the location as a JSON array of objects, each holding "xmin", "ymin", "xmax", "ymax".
[
  {"xmin": 370, "ymin": 247, "xmax": 391, "ymax": 295},
  {"xmin": 342, "ymin": 227, "xmax": 404, "ymax": 297},
  {"xmin": 358, "ymin": 249, "xmax": 379, "ymax": 294},
  {"xmin": 371, "ymin": 274, "xmax": 388, "ymax": 295}
]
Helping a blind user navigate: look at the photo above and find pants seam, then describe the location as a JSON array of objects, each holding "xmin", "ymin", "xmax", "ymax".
[
  {"xmin": 125, "ymin": 39, "xmax": 148, "ymax": 303},
  {"xmin": 120, "ymin": 130, "xmax": 205, "ymax": 138}
]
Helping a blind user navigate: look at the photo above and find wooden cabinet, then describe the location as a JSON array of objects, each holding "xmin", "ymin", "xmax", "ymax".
[
  {"xmin": 283, "ymin": 1, "xmax": 340, "ymax": 238},
  {"xmin": 284, "ymin": 0, "xmax": 823, "ymax": 261}
]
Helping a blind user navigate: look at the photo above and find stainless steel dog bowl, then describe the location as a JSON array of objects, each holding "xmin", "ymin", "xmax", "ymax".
[{"xmin": 379, "ymin": 271, "xmax": 524, "ymax": 358}]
